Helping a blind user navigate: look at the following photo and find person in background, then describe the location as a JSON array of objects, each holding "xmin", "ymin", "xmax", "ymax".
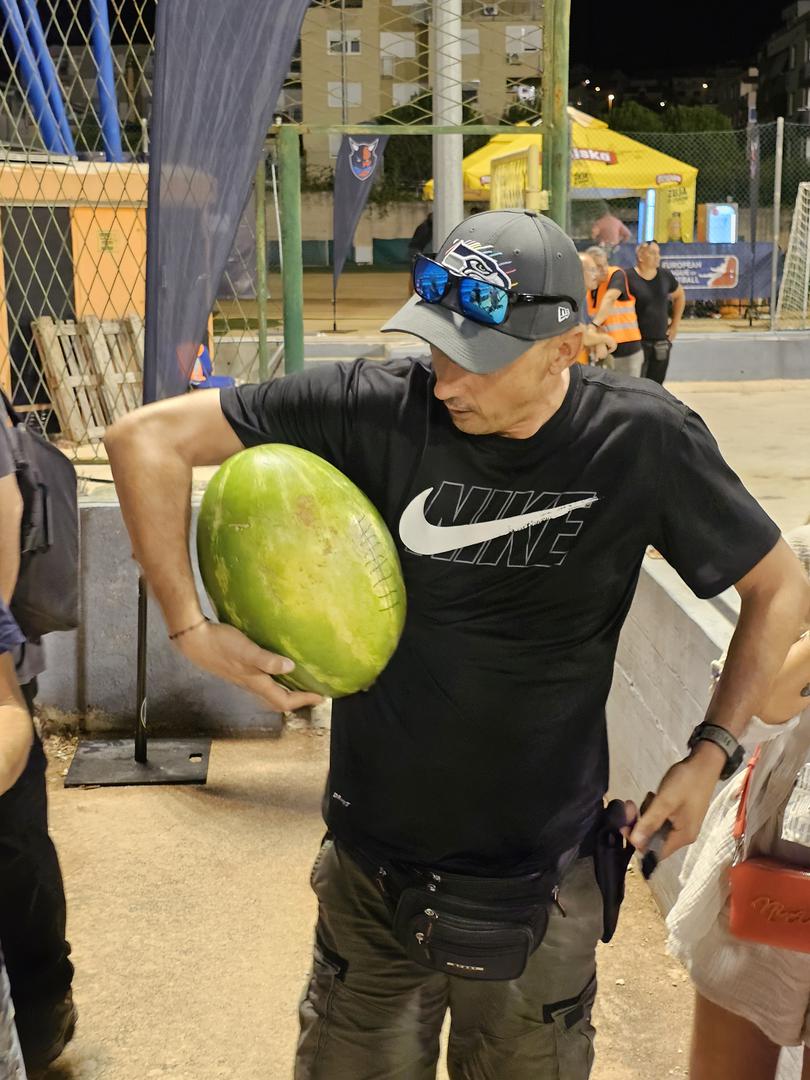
[
  {"xmin": 0, "ymin": 418, "xmax": 75, "ymax": 1074},
  {"xmin": 667, "ymin": 524, "xmax": 810, "ymax": 1080},
  {"xmin": 585, "ymin": 247, "xmax": 644, "ymax": 378},
  {"xmin": 626, "ymin": 242, "xmax": 686, "ymax": 385},
  {"xmin": 578, "ymin": 253, "xmax": 618, "ymax": 366},
  {"xmin": 0, "ymin": 600, "xmax": 30, "ymax": 1079},
  {"xmin": 408, "ymin": 211, "xmax": 433, "ymax": 261},
  {"xmin": 590, "ymin": 209, "xmax": 631, "ymax": 249}
]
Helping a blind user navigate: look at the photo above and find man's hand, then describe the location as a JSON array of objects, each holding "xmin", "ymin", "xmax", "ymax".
[
  {"xmin": 629, "ymin": 741, "xmax": 726, "ymax": 860},
  {"xmin": 667, "ymin": 320, "xmax": 680, "ymax": 342},
  {"xmin": 175, "ymin": 620, "xmax": 324, "ymax": 713}
]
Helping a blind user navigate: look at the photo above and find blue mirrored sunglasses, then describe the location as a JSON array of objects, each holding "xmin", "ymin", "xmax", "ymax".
[{"xmin": 412, "ymin": 254, "xmax": 579, "ymax": 328}]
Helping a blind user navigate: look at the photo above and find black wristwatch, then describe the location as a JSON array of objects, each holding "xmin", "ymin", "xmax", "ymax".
[{"xmin": 687, "ymin": 722, "xmax": 745, "ymax": 781}]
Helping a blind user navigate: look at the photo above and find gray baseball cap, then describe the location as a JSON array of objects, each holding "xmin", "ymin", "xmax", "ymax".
[{"xmin": 382, "ymin": 209, "xmax": 586, "ymax": 374}]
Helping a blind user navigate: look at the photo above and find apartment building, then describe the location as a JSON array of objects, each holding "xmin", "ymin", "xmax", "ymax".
[{"xmin": 285, "ymin": 0, "xmax": 544, "ymax": 170}]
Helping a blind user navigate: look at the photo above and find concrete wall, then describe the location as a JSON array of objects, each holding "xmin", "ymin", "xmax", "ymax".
[
  {"xmin": 607, "ymin": 558, "xmax": 737, "ymax": 912},
  {"xmin": 669, "ymin": 331, "xmax": 810, "ymax": 380},
  {"xmin": 38, "ymin": 501, "xmax": 283, "ymax": 736}
]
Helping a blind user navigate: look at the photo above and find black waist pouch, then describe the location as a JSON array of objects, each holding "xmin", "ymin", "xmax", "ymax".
[
  {"xmin": 351, "ymin": 851, "xmax": 565, "ymax": 982},
  {"xmin": 652, "ymin": 339, "xmax": 672, "ymax": 362},
  {"xmin": 393, "ymin": 885, "xmax": 551, "ymax": 981}
]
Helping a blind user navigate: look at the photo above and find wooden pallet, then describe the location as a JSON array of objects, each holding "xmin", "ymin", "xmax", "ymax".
[{"xmin": 32, "ymin": 315, "xmax": 144, "ymax": 441}]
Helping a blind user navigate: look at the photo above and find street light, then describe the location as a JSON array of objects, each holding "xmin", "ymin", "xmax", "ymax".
[
  {"xmin": 608, "ymin": 93, "xmax": 615, "ymax": 112},
  {"xmin": 659, "ymin": 100, "xmax": 666, "ymax": 107},
  {"xmin": 594, "ymin": 85, "xmax": 601, "ymax": 92},
  {"xmin": 702, "ymin": 82, "xmax": 709, "ymax": 90},
  {"xmin": 584, "ymin": 79, "xmax": 590, "ymax": 86}
]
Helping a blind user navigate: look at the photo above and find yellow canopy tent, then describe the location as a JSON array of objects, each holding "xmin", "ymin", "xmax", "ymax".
[{"xmin": 423, "ymin": 109, "xmax": 698, "ymax": 243}]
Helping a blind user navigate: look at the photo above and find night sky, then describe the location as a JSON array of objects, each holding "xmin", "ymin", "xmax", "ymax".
[{"xmin": 570, "ymin": 0, "xmax": 785, "ymax": 72}]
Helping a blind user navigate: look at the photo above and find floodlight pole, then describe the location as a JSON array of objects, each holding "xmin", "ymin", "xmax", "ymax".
[
  {"xmin": 432, "ymin": 0, "xmax": 464, "ymax": 249},
  {"xmin": 545, "ymin": 0, "xmax": 571, "ymax": 230}
]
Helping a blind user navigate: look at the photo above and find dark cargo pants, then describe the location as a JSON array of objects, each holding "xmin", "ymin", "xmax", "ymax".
[{"xmin": 296, "ymin": 838, "xmax": 603, "ymax": 1080}]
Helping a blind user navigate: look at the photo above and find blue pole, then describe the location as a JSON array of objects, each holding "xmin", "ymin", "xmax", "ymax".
[
  {"xmin": 0, "ymin": 0, "xmax": 65, "ymax": 153},
  {"xmin": 88, "ymin": 0, "xmax": 123, "ymax": 162},
  {"xmin": 17, "ymin": 0, "xmax": 75, "ymax": 155}
]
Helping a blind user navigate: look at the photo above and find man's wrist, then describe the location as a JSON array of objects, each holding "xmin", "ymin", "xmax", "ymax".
[{"xmin": 687, "ymin": 737, "xmax": 727, "ymax": 776}]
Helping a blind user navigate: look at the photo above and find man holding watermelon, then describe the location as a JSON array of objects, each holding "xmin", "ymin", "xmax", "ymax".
[{"xmin": 107, "ymin": 210, "xmax": 810, "ymax": 1079}]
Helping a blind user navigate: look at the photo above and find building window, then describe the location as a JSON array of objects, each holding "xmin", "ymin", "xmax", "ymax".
[
  {"xmin": 462, "ymin": 81, "xmax": 480, "ymax": 104},
  {"xmin": 805, "ymin": 37, "xmax": 810, "ymax": 63},
  {"xmin": 329, "ymin": 134, "xmax": 343, "ymax": 158},
  {"xmin": 327, "ymin": 30, "xmax": 361, "ymax": 54},
  {"xmin": 506, "ymin": 25, "xmax": 542, "ymax": 60},
  {"xmin": 790, "ymin": 44, "xmax": 797, "ymax": 68},
  {"xmin": 327, "ymin": 81, "xmax": 362, "ymax": 108},
  {"xmin": 390, "ymin": 0, "xmax": 422, "ymax": 5},
  {"xmin": 393, "ymin": 82, "xmax": 425, "ymax": 107},
  {"xmin": 380, "ymin": 30, "xmax": 417, "ymax": 58},
  {"xmin": 789, "ymin": 91, "xmax": 795, "ymax": 115},
  {"xmin": 461, "ymin": 28, "xmax": 480, "ymax": 55}
]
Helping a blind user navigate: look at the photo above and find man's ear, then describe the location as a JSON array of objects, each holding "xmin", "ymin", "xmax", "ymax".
[{"xmin": 547, "ymin": 326, "xmax": 584, "ymax": 374}]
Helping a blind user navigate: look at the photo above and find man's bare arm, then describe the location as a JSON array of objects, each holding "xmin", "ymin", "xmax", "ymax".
[
  {"xmin": 0, "ymin": 652, "xmax": 31, "ymax": 795},
  {"xmin": 592, "ymin": 287, "xmax": 621, "ymax": 326},
  {"xmin": 668, "ymin": 285, "xmax": 686, "ymax": 340},
  {"xmin": 0, "ymin": 474, "xmax": 22, "ymax": 604},
  {"xmin": 105, "ymin": 391, "xmax": 322, "ymax": 711},
  {"xmin": 632, "ymin": 538, "xmax": 810, "ymax": 856}
]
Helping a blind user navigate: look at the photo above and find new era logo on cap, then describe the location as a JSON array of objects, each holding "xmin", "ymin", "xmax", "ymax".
[{"xmin": 558, "ymin": 305, "xmax": 571, "ymax": 322}]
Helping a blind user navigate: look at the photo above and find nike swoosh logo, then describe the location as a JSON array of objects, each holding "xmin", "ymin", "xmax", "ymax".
[{"xmin": 399, "ymin": 490, "xmax": 599, "ymax": 556}]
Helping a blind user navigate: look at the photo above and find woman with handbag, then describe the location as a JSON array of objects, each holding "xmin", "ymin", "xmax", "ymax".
[{"xmin": 667, "ymin": 524, "xmax": 810, "ymax": 1080}]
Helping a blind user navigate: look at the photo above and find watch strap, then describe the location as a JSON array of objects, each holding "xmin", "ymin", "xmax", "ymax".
[{"xmin": 689, "ymin": 722, "xmax": 744, "ymax": 780}]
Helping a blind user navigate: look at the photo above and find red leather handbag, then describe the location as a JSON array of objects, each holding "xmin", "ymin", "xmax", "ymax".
[{"xmin": 728, "ymin": 748, "xmax": 810, "ymax": 954}]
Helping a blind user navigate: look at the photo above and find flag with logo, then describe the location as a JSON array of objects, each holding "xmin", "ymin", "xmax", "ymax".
[{"xmin": 332, "ymin": 134, "xmax": 388, "ymax": 298}]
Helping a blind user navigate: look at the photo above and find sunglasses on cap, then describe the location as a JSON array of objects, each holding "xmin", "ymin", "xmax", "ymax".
[{"xmin": 412, "ymin": 254, "xmax": 579, "ymax": 329}]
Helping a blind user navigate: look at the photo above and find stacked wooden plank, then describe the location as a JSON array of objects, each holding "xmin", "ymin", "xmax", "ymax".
[{"xmin": 31, "ymin": 315, "xmax": 144, "ymax": 442}]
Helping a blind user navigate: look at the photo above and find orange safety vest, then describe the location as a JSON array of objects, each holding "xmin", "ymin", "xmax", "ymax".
[{"xmin": 586, "ymin": 266, "xmax": 641, "ymax": 346}]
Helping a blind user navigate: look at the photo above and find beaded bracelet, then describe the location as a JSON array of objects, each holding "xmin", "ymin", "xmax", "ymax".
[{"xmin": 168, "ymin": 616, "xmax": 209, "ymax": 642}]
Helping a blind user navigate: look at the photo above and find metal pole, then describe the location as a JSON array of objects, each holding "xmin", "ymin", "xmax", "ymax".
[
  {"xmin": 134, "ymin": 576, "xmax": 148, "ymax": 764},
  {"xmin": 802, "ymin": 216, "xmax": 810, "ymax": 329},
  {"xmin": 541, "ymin": 0, "xmax": 554, "ymax": 212},
  {"xmin": 277, "ymin": 124, "xmax": 305, "ymax": 373},
  {"xmin": 548, "ymin": 0, "xmax": 571, "ymax": 229},
  {"xmin": 432, "ymin": 0, "xmax": 464, "ymax": 250},
  {"xmin": 88, "ymin": 0, "xmax": 124, "ymax": 162},
  {"xmin": 17, "ymin": 0, "xmax": 75, "ymax": 154},
  {"xmin": 0, "ymin": 0, "xmax": 65, "ymax": 153},
  {"xmin": 526, "ymin": 144, "xmax": 542, "ymax": 212},
  {"xmin": 770, "ymin": 116, "xmax": 784, "ymax": 330},
  {"xmin": 255, "ymin": 153, "xmax": 270, "ymax": 381}
]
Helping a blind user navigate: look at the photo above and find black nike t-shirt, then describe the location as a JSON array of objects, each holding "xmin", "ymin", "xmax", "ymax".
[
  {"xmin": 220, "ymin": 360, "xmax": 779, "ymax": 875},
  {"xmin": 626, "ymin": 267, "xmax": 679, "ymax": 340}
]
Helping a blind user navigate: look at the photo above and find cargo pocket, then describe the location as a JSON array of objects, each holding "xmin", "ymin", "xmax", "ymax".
[
  {"xmin": 296, "ymin": 938, "xmax": 345, "ymax": 1077},
  {"xmin": 309, "ymin": 835, "xmax": 335, "ymax": 893},
  {"xmin": 543, "ymin": 974, "xmax": 597, "ymax": 1080}
]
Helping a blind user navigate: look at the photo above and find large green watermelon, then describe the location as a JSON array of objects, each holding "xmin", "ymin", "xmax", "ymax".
[{"xmin": 196, "ymin": 444, "xmax": 406, "ymax": 698}]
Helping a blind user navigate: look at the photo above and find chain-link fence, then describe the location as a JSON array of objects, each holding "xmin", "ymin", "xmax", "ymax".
[
  {"xmin": 0, "ymin": 0, "xmax": 263, "ymax": 459},
  {"xmin": 2, "ymin": 0, "xmax": 809, "ymax": 456}
]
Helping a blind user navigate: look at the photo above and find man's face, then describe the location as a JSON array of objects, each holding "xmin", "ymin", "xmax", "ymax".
[
  {"xmin": 638, "ymin": 242, "xmax": 660, "ymax": 270},
  {"xmin": 580, "ymin": 254, "xmax": 600, "ymax": 292},
  {"xmin": 430, "ymin": 331, "xmax": 581, "ymax": 438},
  {"xmin": 590, "ymin": 252, "xmax": 609, "ymax": 282}
]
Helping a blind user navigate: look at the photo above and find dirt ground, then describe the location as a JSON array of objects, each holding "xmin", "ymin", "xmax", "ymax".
[{"xmin": 40, "ymin": 729, "xmax": 691, "ymax": 1080}]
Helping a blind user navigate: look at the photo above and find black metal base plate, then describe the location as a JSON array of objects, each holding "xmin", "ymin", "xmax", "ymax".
[{"xmin": 64, "ymin": 738, "xmax": 211, "ymax": 788}]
